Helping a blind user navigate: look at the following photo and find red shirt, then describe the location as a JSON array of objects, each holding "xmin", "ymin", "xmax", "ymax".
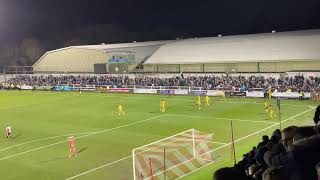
[{"xmin": 69, "ymin": 137, "xmax": 75, "ymax": 147}]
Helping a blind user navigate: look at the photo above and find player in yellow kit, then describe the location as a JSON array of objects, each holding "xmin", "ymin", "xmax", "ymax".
[
  {"xmin": 205, "ymin": 95, "xmax": 210, "ymax": 107},
  {"xmin": 160, "ymin": 99, "xmax": 166, "ymax": 112},
  {"xmin": 117, "ymin": 104, "xmax": 125, "ymax": 116},
  {"xmin": 264, "ymin": 100, "xmax": 269, "ymax": 113},
  {"xmin": 160, "ymin": 99, "xmax": 163, "ymax": 112},
  {"xmin": 267, "ymin": 105, "xmax": 277, "ymax": 119},
  {"xmin": 196, "ymin": 95, "xmax": 202, "ymax": 111},
  {"xmin": 267, "ymin": 89, "xmax": 272, "ymax": 100}
]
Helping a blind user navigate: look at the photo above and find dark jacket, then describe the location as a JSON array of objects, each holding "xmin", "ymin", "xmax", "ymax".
[{"xmin": 264, "ymin": 135, "xmax": 320, "ymax": 180}]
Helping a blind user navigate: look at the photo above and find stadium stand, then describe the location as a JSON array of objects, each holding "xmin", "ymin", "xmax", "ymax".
[{"xmin": 3, "ymin": 74, "xmax": 320, "ymax": 93}]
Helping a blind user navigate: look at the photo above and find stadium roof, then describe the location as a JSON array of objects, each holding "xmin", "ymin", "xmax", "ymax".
[
  {"xmin": 34, "ymin": 40, "xmax": 172, "ymax": 67},
  {"xmin": 145, "ymin": 29, "xmax": 320, "ymax": 64},
  {"xmin": 71, "ymin": 40, "xmax": 173, "ymax": 52}
]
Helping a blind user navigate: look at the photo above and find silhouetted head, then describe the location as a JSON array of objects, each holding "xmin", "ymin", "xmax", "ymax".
[
  {"xmin": 293, "ymin": 126, "xmax": 317, "ymax": 142},
  {"xmin": 214, "ymin": 167, "xmax": 253, "ymax": 180},
  {"xmin": 314, "ymin": 105, "xmax": 320, "ymax": 125},
  {"xmin": 281, "ymin": 126, "xmax": 298, "ymax": 151}
]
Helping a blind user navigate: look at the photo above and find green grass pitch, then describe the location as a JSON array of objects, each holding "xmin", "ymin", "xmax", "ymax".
[{"xmin": 0, "ymin": 91, "xmax": 318, "ymax": 180}]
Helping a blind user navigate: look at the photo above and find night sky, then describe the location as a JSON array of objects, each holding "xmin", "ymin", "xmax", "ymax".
[{"xmin": 0, "ymin": 0, "xmax": 320, "ymax": 50}]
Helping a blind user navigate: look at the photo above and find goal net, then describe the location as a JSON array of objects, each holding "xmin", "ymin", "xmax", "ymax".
[{"xmin": 132, "ymin": 129, "xmax": 214, "ymax": 180}]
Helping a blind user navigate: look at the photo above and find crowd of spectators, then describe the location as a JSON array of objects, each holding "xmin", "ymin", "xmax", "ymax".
[
  {"xmin": 2, "ymin": 74, "xmax": 320, "ymax": 92},
  {"xmin": 214, "ymin": 105, "xmax": 320, "ymax": 180}
]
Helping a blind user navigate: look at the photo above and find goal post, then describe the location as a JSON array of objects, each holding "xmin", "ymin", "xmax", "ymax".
[{"xmin": 132, "ymin": 129, "xmax": 214, "ymax": 180}]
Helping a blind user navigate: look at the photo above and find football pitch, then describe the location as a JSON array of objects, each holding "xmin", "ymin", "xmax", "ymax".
[{"xmin": 0, "ymin": 91, "xmax": 318, "ymax": 180}]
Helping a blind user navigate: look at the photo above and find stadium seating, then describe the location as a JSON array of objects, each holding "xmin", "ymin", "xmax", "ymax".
[{"xmin": 3, "ymin": 74, "xmax": 320, "ymax": 93}]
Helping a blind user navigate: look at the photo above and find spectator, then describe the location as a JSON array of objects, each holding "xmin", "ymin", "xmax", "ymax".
[
  {"xmin": 314, "ymin": 105, "xmax": 320, "ymax": 126},
  {"xmin": 293, "ymin": 126, "xmax": 317, "ymax": 142},
  {"xmin": 257, "ymin": 135, "xmax": 269, "ymax": 148},
  {"xmin": 316, "ymin": 162, "xmax": 320, "ymax": 180},
  {"xmin": 214, "ymin": 167, "xmax": 253, "ymax": 180},
  {"xmin": 281, "ymin": 126, "xmax": 298, "ymax": 152},
  {"xmin": 4, "ymin": 74, "xmax": 320, "ymax": 92},
  {"xmin": 262, "ymin": 167, "xmax": 289, "ymax": 180}
]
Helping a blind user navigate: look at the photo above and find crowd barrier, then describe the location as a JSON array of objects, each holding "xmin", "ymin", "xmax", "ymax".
[{"xmin": 1, "ymin": 85, "xmax": 313, "ymax": 99}]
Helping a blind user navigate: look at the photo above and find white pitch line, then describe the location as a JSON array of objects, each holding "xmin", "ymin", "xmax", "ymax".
[
  {"xmin": 211, "ymin": 141, "xmax": 228, "ymax": 145},
  {"xmin": 175, "ymin": 158, "xmax": 217, "ymax": 180},
  {"xmin": 175, "ymin": 107, "xmax": 315, "ymax": 179},
  {"xmin": 0, "ymin": 132, "xmax": 92, "ymax": 152},
  {"xmin": 64, "ymin": 108, "xmax": 313, "ymax": 180},
  {"xmin": 65, "ymin": 155, "xmax": 132, "ymax": 180},
  {"xmin": 197, "ymin": 157, "xmax": 214, "ymax": 162},
  {"xmin": 0, "ymin": 114, "xmax": 167, "ymax": 161},
  {"xmin": 166, "ymin": 113, "xmax": 277, "ymax": 124}
]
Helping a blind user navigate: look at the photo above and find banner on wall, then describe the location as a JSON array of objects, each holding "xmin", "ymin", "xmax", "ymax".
[
  {"xmin": 52, "ymin": 86, "xmax": 75, "ymax": 91},
  {"xmin": 228, "ymin": 91, "xmax": 246, "ymax": 97},
  {"xmin": 206, "ymin": 90, "xmax": 225, "ymax": 96},
  {"xmin": 159, "ymin": 90, "xmax": 175, "ymax": 95},
  {"xmin": 73, "ymin": 87, "xmax": 96, "ymax": 91},
  {"xmin": 304, "ymin": 93, "xmax": 311, "ymax": 98},
  {"xmin": 35, "ymin": 86, "xmax": 52, "ymax": 90},
  {"xmin": 190, "ymin": 90, "xmax": 207, "ymax": 96},
  {"xmin": 109, "ymin": 88, "xmax": 130, "ymax": 93},
  {"xmin": 20, "ymin": 85, "xmax": 34, "ymax": 90},
  {"xmin": 174, "ymin": 89, "xmax": 189, "ymax": 95},
  {"xmin": 134, "ymin": 89, "xmax": 157, "ymax": 94},
  {"xmin": 246, "ymin": 91, "xmax": 265, "ymax": 98},
  {"xmin": 272, "ymin": 92, "xmax": 311, "ymax": 98}
]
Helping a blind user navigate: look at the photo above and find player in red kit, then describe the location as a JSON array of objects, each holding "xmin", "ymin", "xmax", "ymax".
[{"xmin": 68, "ymin": 136, "xmax": 77, "ymax": 158}]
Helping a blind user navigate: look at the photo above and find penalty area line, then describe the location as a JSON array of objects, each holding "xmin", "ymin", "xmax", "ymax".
[{"xmin": 64, "ymin": 108, "xmax": 313, "ymax": 180}]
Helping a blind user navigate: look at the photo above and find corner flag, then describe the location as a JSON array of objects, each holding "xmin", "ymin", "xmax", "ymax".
[
  {"xmin": 276, "ymin": 98, "xmax": 282, "ymax": 130},
  {"xmin": 276, "ymin": 98, "xmax": 281, "ymax": 110}
]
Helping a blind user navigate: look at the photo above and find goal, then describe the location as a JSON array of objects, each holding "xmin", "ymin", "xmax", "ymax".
[{"xmin": 132, "ymin": 129, "xmax": 214, "ymax": 180}]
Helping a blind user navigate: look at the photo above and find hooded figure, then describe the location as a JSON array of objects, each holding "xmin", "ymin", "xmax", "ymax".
[{"xmin": 314, "ymin": 105, "xmax": 320, "ymax": 125}]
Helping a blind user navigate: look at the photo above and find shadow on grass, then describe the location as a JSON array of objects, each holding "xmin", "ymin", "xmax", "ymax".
[
  {"xmin": 78, "ymin": 147, "xmax": 88, "ymax": 154},
  {"xmin": 39, "ymin": 156, "xmax": 69, "ymax": 164},
  {"xmin": 12, "ymin": 133, "xmax": 22, "ymax": 140},
  {"xmin": 38, "ymin": 147, "xmax": 88, "ymax": 164}
]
